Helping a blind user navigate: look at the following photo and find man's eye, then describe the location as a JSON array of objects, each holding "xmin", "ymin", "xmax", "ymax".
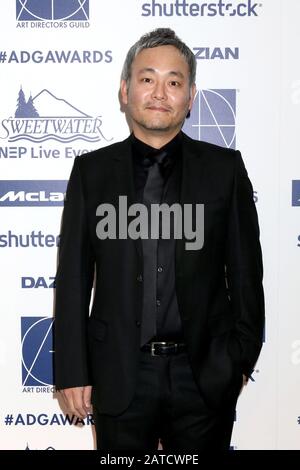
[
  {"xmin": 170, "ymin": 81, "xmax": 180, "ymax": 87},
  {"xmin": 142, "ymin": 78, "xmax": 152, "ymax": 83}
]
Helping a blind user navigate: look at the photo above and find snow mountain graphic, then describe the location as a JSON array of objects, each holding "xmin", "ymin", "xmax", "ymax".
[
  {"xmin": 2, "ymin": 86, "xmax": 110, "ymax": 143},
  {"xmin": 15, "ymin": 87, "xmax": 91, "ymax": 118}
]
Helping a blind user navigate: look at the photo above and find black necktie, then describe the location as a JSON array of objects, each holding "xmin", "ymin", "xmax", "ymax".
[{"xmin": 140, "ymin": 151, "xmax": 167, "ymax": 346}]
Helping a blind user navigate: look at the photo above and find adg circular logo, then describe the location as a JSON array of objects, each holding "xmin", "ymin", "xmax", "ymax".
[
  {"xmin": 183, "ymin": 89, "xmax": 236, "ymax": 149},
  {"xmin": 16, "ymin": 0, "xmax": 89, "ymax": 21},
  {"xmin": 21, "ymin": 317, "xmax": 54, "ymax": 387}
]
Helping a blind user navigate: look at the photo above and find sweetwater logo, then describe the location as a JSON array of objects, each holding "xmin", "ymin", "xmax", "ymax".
[
  {"xmin": 0, "ymin": 87, "xmax": 111, "ymax": 144},
  {"xmin": 183, "ymin": 89, "xmax": 236, "ymax": 149},
  {"xmin": 16, "ymin": 0, "xmax": 90, "ymax": 28},
  {"xmin": 21, "ymin": 317, "xmax": 54, "ymax": 388}
]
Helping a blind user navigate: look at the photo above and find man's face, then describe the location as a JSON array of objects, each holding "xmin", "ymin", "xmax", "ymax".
[{"xmin": 121, "ymin": 45, "xmax": 196, "ymax": 137}]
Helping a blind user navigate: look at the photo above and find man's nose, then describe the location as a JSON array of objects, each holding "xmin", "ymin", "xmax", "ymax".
[{"xmin": 152, "ymin": 81, "xmax": 166, "ymax": 100}]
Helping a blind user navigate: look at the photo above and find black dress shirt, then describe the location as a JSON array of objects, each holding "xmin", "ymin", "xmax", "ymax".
[{"xmin": 131, "ymin": 132, "xmax": 184, "ymax": 342}]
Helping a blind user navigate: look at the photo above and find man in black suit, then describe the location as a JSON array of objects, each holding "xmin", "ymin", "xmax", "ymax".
[{"xmin": 54, "ymin": 28, "xmax": 264, "ymax": 451}]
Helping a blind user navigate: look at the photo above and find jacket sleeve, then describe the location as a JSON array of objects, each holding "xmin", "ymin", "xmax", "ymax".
[
  {"xmin": 54, "ymin": 156, "xmax": 95, "ymax": 390},
  {"xmin": 225, "ymin": 150, "xmax": 265, "ymax": 377}
]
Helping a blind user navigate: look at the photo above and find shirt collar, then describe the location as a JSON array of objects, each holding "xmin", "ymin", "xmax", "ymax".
[{"xmin": 131, "ymin": 132, "xmax": 182, "ymax": 161}]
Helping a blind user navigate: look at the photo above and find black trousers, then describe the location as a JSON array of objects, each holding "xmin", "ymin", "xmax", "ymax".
[{"xmin": 93, "ymin": 349, "xmax": 238, "ymax": 451}]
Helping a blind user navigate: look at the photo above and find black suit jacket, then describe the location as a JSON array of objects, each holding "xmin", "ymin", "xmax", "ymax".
[{"xmin": 54, "ymin": 132, "xmax": 265, "ymax": 414}]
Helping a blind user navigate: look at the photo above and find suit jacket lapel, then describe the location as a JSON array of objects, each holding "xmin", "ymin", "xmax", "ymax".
[
  {"xmin": 175, "ymin": 135, "xmax": 207, "ymax": 270},
  {"xmin": 176, "ymin": 134, "xmax": 221, "ymax": 278},
  {"xmin": 112, "ymin": 136, "xmax": 143, "ymax": 260}
]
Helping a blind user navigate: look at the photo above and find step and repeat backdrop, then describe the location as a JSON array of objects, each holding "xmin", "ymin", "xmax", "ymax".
[{"xmin": 0, "ymin": 0, "xmax": 299, "ymax": 450}]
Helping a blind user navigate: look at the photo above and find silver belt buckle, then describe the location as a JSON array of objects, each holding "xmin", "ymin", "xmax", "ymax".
[{"xmin": 151, "ymin": 341, "xmax": 167, "ymax": 356}]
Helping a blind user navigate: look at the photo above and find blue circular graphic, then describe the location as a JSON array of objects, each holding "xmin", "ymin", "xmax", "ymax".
[
  {"xmin": 21, "ymin": 317, "xmax": 54, "ymax": 386},
  {"xmin": 183, "ymin": 89, "xmax": 236, "ymax": 149},
  {"xmin": 17, "ymin": 0, "xmax": 89, "ymax": 21}
]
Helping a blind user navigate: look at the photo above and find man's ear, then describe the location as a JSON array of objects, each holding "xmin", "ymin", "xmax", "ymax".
[
  {"xmin": 188, "ymin": 83, "xmax": 197, "ymax": 111},
  {"xmin": 120, "ymin": 79, "xmax": 128, "ymax": 106}
]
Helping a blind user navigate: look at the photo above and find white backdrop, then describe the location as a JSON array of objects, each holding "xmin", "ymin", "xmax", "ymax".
[{"xmin": 0, "ymin": 0, "xmax": 299, "ymax": 450}]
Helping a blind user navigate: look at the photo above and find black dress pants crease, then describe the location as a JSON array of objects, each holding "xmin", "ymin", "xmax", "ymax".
[{"xmin": 93, "ymin": 349, "xmax": 238, "ymax": 451}]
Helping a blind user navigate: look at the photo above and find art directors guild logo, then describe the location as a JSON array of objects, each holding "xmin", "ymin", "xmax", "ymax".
[
  {"xmin": 21, "ymin": 317, "xmax": 54, "ymax": 390},
  {"xmin": 292, "ymin": 180, "xmax": 300, "ymax": 207},
  {"xmin": 16, "ymin": 0, "xmax": 90, "ymax": 29},
  {"xmin": 0, "ymin": 86, "xmax": 111, "ymax": 144},
  {"xmin": 183, "ymin": 89, "xmax": 236, "ymax": 149}
]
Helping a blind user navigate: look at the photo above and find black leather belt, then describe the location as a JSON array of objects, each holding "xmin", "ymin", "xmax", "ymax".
[{"xmin": 141, "ymin": 341, "xmax": 187, "ymax": 357}]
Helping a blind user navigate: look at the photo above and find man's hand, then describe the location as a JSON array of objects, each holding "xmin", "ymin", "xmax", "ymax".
[
  {"xmin": 242, "ymin": 374, "xmax": 248, "ymax": 387},
  {"xmin": 60, "ymin": 385, "xmax": 92, "ymax": 419},
  {"xmin": 238, "ymin": 374, "xmax": 248, "ymax": 396}
]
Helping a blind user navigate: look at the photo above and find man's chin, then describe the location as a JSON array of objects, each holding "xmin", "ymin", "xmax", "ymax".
[{"xmin": 140, "ymin": 121, "xmax": 172, "ymax": 132}]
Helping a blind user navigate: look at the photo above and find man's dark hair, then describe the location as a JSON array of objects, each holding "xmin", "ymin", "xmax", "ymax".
[{"xmin": 121, "ymin": 28, "xmax": 196, "ymax": 87}]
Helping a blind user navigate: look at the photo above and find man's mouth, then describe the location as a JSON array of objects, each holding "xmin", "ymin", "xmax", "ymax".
[{"xmin": 145, "ymin": 105, "xmax": 171, "ymax": 112}]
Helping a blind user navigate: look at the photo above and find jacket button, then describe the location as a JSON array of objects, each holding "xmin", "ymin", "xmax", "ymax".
[
  {"xmin": 137, "ymin": 274, "xmax": 143, "ymax": 282},
  {"xmin": 136, "ymin": 321, "xmax": 141, "ymax": 327}
]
